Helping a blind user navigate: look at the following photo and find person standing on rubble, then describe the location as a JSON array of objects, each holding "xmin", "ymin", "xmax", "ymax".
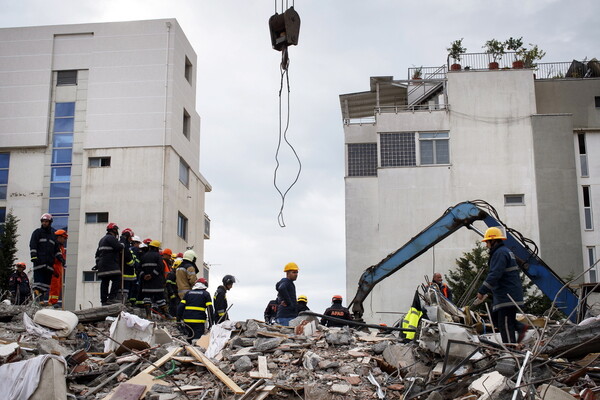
[
  {"xmin": 264, "ymin": 299, "xmax": 278, "ymax": 324},
  {"xmin": 297, "ymin": 295, "xmax": 310, "ymax": 313},
  {"xmin": 166, "ymin": 258, "xmax": 181, "ymax": 316},
  {"xmin": 177, "ymin": 278, "xmax": 213, "ymax": 342},
  {"xmin": 48, "ymin": 229, "xmax": 68, "ymax": 307},
  {"xmin": 29, "ymin": 213, "xmax": 62, "ymax": 303},
  {"xmin": 176, "ymin": 250, "xmax": 199, "ymax": 299},
  {"xmin": 321, "ymin": 295, "xmax": 353, "ymax": 327},
  {"xmin": 9, "ymin": 262, "xmax": 31, "ymax": 305},
  {"xmin": 95, "ymin": 223, "xmax": 125, "ymax": 306},
  {"xmin": 477, "ymin": 227, "xmax": 527, "ymax": 344},
  {"xmin": 430, "ymin": 272, "xmax": 452, "ymax": 302},
  {"xmin": 275, "ymin": 262, "xmax": 299, "ymax": 326},
  {"xmin": 140, "ymin": 240, "xmax": 172, "ymax": 319},
  {"xmin": 213, "ymin": 275, "xmax": 236, "ymax": 323},
  {"xmin": 119, "ymin": 228, "xmax": 136, "ymax": 305}
]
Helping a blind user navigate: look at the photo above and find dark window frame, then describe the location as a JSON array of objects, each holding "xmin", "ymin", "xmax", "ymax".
[
  {"xmin": 89, "ymin": 157, "xmax": 111, "ymax": 168},
  {"xmin": 177, "ymin": 212, "xmax": 188, "ymax": 241},
  {"xmin": 57, "ymin": 70, "xmax": 78, "ymax": 86},
  {"xmin": 85, "ymin": 212, "xmax": 109, "ymax": 223},
  {"xmin": 183, "ymin": 109, "xmax": 191, "ymax": 139}
]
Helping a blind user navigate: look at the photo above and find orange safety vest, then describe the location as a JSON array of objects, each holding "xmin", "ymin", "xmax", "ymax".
[{"xmin": 48, "ymin": 244, "xmax": 66, "ymax": 305}]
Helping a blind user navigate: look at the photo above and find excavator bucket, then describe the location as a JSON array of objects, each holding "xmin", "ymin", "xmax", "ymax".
[{"xmin": 268, "ymin": 6, "xmax": 300, "ymax": 52}]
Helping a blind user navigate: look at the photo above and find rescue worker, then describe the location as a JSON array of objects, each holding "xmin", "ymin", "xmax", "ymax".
[
  {"xmin": 161, "ymin": 248, "xmax": 173, "ymax": 276},
  {"xmin": 95, "ymin": 223, "xmax": 125, "ymax": 306},
  {"xmin": 275, "ymin": 262, "xmax": 299, "ymax": 326},
  {"xmin": 321, "ymin": 295, "xmax": 352, "ymax": 327},
  {"xmin": 140, "ymin": 240, "xmax": 171, "ymax": 319},
  {"xmin": 213, "ymin": 275, "xmax": 236, "ymax": 323},
  {"xmin": 430, "ymin": 272, "xmax": 452, "ymax": 302},
  {"xmin": 129, "ymin": 235, "xmax": 143, "ymax": 306},
  {"xmin": 9, "ymin": 262, "xmax": 31, "ymax": 305},
  {"xmin": 477, "ymin": 227, "xmax": 527, "ymax": 344},
  {"xmin": 29, "ymin": 213, "xmax": 62, "ymax": 302},
  {"xmin": 176, "ymin": 250, "xmax": 199, "ymax": 299},
  {"xmin": 119, "ymin": 228, "xmax": 136, "ymax": 304},
  {"xmin": 297, "ymin": 294, "xmax": 310, "ymax": 313},
  {"xmin": 48, "ymin": 229, "xmax": 68, "ymax": 307},
  {"xmin": 177, "ymin": 278, "xmax": 213, "ymax": 342},
  {"xmin": 264, "ymin": 299, "xmax": 278, "ymax": 324},
  {"xmin": 166, "ymin": 259, "xmax": 181, "ymax": 316}
]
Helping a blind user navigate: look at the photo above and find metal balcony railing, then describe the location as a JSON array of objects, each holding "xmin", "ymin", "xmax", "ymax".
[
  {"xmin": 447, "ymin": 52, "xmax": 521, "ymax": 70},
  {"xmin": 407, "ymin": 65, "xmax": 447, "ymax": 80},
  {"xmin": 377, "ymin": 104, "xmax": 449, "ymax": 113},
  {"xmin": 536, "ymin": 60, "xmax": 600, "ymax": 79}
]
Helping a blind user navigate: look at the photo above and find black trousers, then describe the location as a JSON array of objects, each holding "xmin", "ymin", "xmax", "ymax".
[
  {"xmin": 495, "ymin": 306, "xmax": 525, "ymax": 343},
  {"xmin": 100, "ymin": 274, "xmax": 121, "ymax": 303}
]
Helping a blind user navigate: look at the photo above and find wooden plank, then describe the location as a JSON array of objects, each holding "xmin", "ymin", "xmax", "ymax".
[
  {"xmin": 249, "ymin": 356, "xmax": 273, "ymax": 379},
  {"xmin": 186, "ymin": 345, "xmax": 245, "ymax": 395},
  {"xmin": 142, "ymin": 346, "xmax": 182, "ymax": 374}
]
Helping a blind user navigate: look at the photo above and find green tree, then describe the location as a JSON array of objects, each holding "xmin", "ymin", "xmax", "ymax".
[
  {"xmin": 446, "ymin": 242, "xmax": 556, "ymax": 316},
  {"xmin": 0, "ymin": 209, "xmax": 20, "ymax": 292}
]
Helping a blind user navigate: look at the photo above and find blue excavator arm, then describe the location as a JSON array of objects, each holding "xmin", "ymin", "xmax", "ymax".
[{"xmin": 348, "ymin": 201, "xmax": 581, "ymax": 322}]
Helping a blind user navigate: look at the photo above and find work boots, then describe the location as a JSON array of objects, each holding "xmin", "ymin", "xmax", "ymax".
[{"xmin": 160, "ymin": 305, "xmax": 176, "ymax": 321}]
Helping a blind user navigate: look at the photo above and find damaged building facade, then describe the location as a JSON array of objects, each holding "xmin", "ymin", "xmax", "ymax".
[
  {"xmin": 340, "ymin": 57, "xmax": 600, "ymax": 325},
  {"xmin": 0, "ymin": 19, "xmax": 211, "ymax": 309}
]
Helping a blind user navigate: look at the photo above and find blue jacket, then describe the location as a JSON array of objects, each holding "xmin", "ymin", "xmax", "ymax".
[
  {"xmin": 478, "ymin": 242, "xmax": 524, "ymax": 311},
  {"xmin": 275, "ymin": 277, "xmax": 297, "ymax": 319}
]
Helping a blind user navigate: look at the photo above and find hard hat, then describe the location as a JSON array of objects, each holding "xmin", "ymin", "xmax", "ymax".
[
  {"xmin": 55, "ymin": 229, "xmax": 68, "ymax": 238},
  {"xmin": 482, "ymin": 226, "xmax": 506, "ymax": 242},
  {"xmin": 171, "ymin": 253, "xmax": 177, "ymax": 259},
  {"xmin": 222, "ymin": 275, "xmax": 236, "ymax": 286},
  {"xmin": 149, "ymin": 240, "xmax": 161, "ymax": 248},
  {"xmin": 198, "ymin": 277, "xmax": 208, "ymax": 285},
  {"xmin": 106, "ymin": 222, "xmax": 119, "ymax": 232},
  {"xmin": 143, "ymin": 238, "xmax": 152, "ymax": 245},
  {"xmin": 162, "ymin": 248, "xmax": 172, "ymax": 256},
  {"xmin": 298, "ymin": 295, "xmax": 308, "ymax": 303},
  {"xmin": 15, "ymin": 262, "xmax": 26, "ymax": 269},
  {"xmin": 183, "ymin": 250, "xmax": 197, "ymax": 262},
  {"xmin": 283, "ymin": 262, "xmax": 299, "ymax": 272},
  {"xmin": 40, "ymin": 213, "xmax": 53, "ymax": 222},
  {"xmin": 177, "ymin": 252, "xmax": 183, "ymax": 258},
  {"xmin": 122, "ymin": 228, "xmax": 134, "ymax": 237},
  {"xmin": 173, "ymin": 259, "xmax": 183, "ymax": 268},
  {"xmin": 332, "ymin": 294, "xmax": 343, "ymax": 302},
  {"xmin": 132, "ymin": 236, "xmax": 142, "ymax": 243}
]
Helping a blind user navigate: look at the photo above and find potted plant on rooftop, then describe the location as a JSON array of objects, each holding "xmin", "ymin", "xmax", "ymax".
[
  {"xmin": 505, "ymin": 36, "xmax": 524, "ymax": 68},
  {"xmin": 412, "ymin": 66, "xmax": 423, "ymax": 80},
  {"xmin": 516, "ymin": 44, "xmax": 546, "ymax": 69},
  {"xmin": 447, "ymin": 38, "xmax": 466, "ymax": 71},
  {"xmin": 483, "ymin": 39, "xmax": 505, "ymax": 70}
]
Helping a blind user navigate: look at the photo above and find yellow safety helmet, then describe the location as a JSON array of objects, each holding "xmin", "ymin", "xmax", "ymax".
[
  {"xmin": 482, "ymin": 227, "xmax": 506, "ymax": 242},
  {"xmin": 283, "ymin": 262, "xmax": 299, "ymax": 272},
  {"xmin": 149, "ymin": 240, "xmax": 161, "ymax": 248},
  {"xmin": 298, "ymin": 295, "xmax": 308, "ymax": 303},
  {"xmin": 173, "ymin": 259, "xmax": 183, "ymax": 268}
]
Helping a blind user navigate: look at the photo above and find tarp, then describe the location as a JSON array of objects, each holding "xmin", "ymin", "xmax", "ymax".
[
  {"xmin": 0, "ymin": 354, "xmax": 67, "ymax": 400},
  {"xmin": 33, "ymin": 309, "xmax": 79, "ymax": 337},
  {"xmin": 104, "ymin": 312, "xmax": 156, "ymax": 353}
]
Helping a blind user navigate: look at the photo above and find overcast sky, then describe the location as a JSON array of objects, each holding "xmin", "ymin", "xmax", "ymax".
[{"xmin": 2, "ymin": 0, "xmax": 599, "ymax": 321}]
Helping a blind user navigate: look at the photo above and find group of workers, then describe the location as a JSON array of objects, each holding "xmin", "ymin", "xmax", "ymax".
[{"xmin": 17, "ymin": 213, "xmax": 527, "ymax": 345}]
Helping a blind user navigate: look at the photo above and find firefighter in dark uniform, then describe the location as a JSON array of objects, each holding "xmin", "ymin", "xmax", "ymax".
[
  {"xmin": 213, "ymin": 274, "xmax": 236, "ymax": 323},
  {"xmin": 119, "ymin": 228, "xmax": 136, "ymax": 304},
  {"xmin": 178, "ymin": 279, "xmax": 214, "ymax": 342},
  {"xmin": 95, "ymin": 223, "xmax": 125, "ymax": 306},
  {"xmin": 140, "ymin": 240, "xmax": 171, "ymax": 319},
  {"xmin": 166, "ymin": 259, "xmax": 181, "ymax": 316},
  {"xmin": 264, "ymin": 299, "xmax": 278, "ymax": 324},
  {"xmin": 29, "ymin": 213, "xmax": 62, "ymax": 302},
  {"xmin": 9, "ymin": 262, "xmax": 31, "ymax": 305},
  {"xmin": 321, "ymin": 295, "xmax": 353, "ymax": 327}
]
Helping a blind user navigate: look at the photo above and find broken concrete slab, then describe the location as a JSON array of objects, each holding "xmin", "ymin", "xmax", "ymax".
[{"xmin": 383, "ymin": 343, "xmax": 415, "ymax": 369}]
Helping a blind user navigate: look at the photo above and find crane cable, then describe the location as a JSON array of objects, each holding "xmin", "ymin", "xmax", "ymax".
[{"xmin": 272, "ymin": 0, "xmax": 301, "ymax": 228}]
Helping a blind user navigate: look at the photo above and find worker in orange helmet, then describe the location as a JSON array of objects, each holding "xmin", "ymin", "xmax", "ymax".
[
  {"xmin": 48, "ymin": 229, "xmax": 68, "ymax": 307},
  {"xmin": 321, "ymin": 295, "xmax": 352, "ymax": 327}
]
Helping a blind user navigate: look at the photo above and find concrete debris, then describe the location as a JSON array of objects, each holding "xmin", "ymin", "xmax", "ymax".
[{"xmin": 0, "ymin": 303, "xmax": 598, "ymax": 399}]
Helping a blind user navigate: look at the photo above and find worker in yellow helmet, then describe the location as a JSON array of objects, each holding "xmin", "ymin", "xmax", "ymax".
[
  {"xmin": 477, "ymin": 226, "xmax": 527, "ymax": 344},
  {"xmin": 297, "ymin": 294, "xmax": 310, "ymax": 313},
  {"xmin": 275, "ymin": 262, "xmax": 299, "ymax": 326}
]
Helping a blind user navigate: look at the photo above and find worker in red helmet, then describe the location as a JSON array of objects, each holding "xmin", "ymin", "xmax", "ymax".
[
  {"xmin": 321, "ymin": 295, "xmax": 352, "ymax": 327},
  {"xmin": 29, "ymin": 213, "xmax": 63, "ymax": 304},
  {"xmin": 48, "ymin": 229, "xmax": 68, "ymax": 307},
  {"xmin": 95, "ymin": 223, "xmax": 126, "ymax": 306},
  {"xmin": 9, "ymin": 262, "xmax": 31, "ymax": 305}
]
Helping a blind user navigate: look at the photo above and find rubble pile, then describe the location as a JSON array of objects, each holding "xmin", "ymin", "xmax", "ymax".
[{"xmin": 1, "ymin": 302, "xmax": 600, "ymax": 399}]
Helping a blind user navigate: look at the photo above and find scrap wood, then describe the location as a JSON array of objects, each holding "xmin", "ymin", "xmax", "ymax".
[
  {"xmin": 249, "ymin": 356, "xmax": 273, "ymax": 379},
  {"xmin": 141, "ymin": 346, "xmax": 183, "ymax": 374},
  {"xmin": 238, "ymin": 378, "xmax": 265, "ymax": 400},
  {"xmin": 257, "ymin": 331, "xmax": 290, "ymax": 339},
  {"xmin": 186, "ymin": 345, "xmax": 245, "ymax": 395}
]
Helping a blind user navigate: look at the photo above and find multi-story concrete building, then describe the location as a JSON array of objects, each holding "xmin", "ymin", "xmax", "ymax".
[
  {"xmin": 0, "ymin": 19, "xmax": 211, "ymax": 309},
  {"xmin": 340, "ymin": 56, "xmax": 600, "ymax": 325}
]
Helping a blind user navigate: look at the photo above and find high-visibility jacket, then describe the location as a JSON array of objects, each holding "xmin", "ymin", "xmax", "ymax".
[
  {"xmin": 213, "ymin": 285, "xmax": 229, "ymax": 322},
  {"xmin": 29, "ymin": 226, "xmax": 60, "ymax": 273},
  {"xmin": 177, "ymin": 289, "xmax": 213, "ymax": 325},
  {"xmin": 95, "ymin": 234, "xmax": 125, "ymax": 277},
  {"xmin": 402, "ymin": 291, "xmax": 424, "ymax": 340},
  {"xmin": 176, "ymin": 260, "xmax": 198, "ymax": 299},
  {"xmin": 48, "ymin": 243, "xmax": 66, "ymax": 305},
  {"xmin": 140, "ymin": 249, "xmax": 165, "ymax": 293}
]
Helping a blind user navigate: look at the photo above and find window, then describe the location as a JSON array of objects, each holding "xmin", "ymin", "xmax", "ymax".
[
  {"xmin": 57, "ymin": 70, "xmax": 77, "ymax": 86},
  {"xmin": 204, "ymin": 214, "xmax": 211, "ymax": 239},
  {"xmin": 179, "ymin": 158, "xmax": 189, "ymax": 187},
  {"xmin": 89, "ymin": 157, "xmax": 111, "ymax": 168},
  {"xmin": 185, "ymin": 56, "xmax": 193, "ymax": 84},
  {"xmin": 380, "ymin": 133, "xmax": 416, "ymax": 167},
  {"xmin": 578, "ymin": 133, "xmax": 589, "ymax": 177},
  {"xmin": 50, "ymin": 102, "xmax": 74, "ymax": 228},
  {"xmin": 347, "ymin": 143, "xmax": 378, "ymax": 177},
  {"xmin": 584, "ymin": 186, "xmax": 593, "ymax": 230},
  {"xmin": 595, "ymin": 96, "xmax": 600, "ymax": 108},
  {"xmin": 419, "ymin": 132, "xmax": 449, "ymax": 165},
  {"xmin": 504, "ymin": 194, "xmax": 525, "ymax": 206},
  {"xmin": 588, "ymin": 247, "xmax": 597, "ymax": 282},
  {"xmin": 183, "ymin": 109, "xmax": 191, "ymax": 139},
  {"xmin": 83, "ymin": 271, "xmax": 101, "ymax": 282},
  {"xmin": 86, "ymin": 212, "xmax": 109, "ymax": 223},
  {"xmin": 178, "ymin": 212, "xmax": 188, "ymax": 240},
  {"xmin": 0, "ymin": 153, "xmax": 9, "ymax": 200}
]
